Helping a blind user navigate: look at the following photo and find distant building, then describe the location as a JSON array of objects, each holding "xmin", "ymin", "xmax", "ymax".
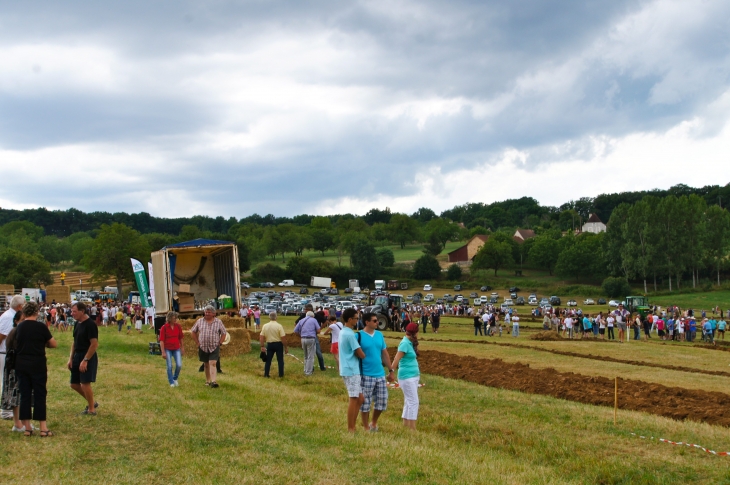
[
  {"xmin": 581, "ymin": 213, "xmax": 606, "ymax": 234},
  {"xmin": 513, "ymin": 229, "xmax": 536, "ymax": 243},
  {"xmin": 447, "ymin": 235, "xmax": 489, "ymax": 263}
]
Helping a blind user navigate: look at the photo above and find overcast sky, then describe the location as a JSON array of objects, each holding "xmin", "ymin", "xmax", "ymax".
[{"xmin": 1, "ymin": 0, "xmax": 729, "ymax": 219}]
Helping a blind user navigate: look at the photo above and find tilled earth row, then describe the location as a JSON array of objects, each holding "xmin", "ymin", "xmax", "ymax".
[
  {"xmin": 391, "ymin": 348, "xmax": 730, "ymax": 427},
  {"xmin": 394, "ymin": 335, "xmax": 730, "ymax": 378}
]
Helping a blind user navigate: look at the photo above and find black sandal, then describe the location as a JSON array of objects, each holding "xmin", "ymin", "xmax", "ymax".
[
  {"xmin": 40, "ymin": 430, "xmax": 54, "ymax": 437},
  {"xmin": 23, "ymin": 430, "xmax": 33, "ymax": 437}
]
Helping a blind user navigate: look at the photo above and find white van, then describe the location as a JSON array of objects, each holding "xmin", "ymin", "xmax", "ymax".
[{"xmin": 278, "ymin": 280, "xmax": 294, "ymax": 287}]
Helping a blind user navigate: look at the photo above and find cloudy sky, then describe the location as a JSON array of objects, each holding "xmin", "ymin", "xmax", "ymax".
[{"xmin": 1, "ymin": 0, "xmax": 729, "ymax": 219}]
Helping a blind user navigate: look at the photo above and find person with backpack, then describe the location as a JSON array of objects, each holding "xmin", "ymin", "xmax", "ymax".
[{"xmin": 338, "ymin": 308, "xmax": 365, "ymax": 433}]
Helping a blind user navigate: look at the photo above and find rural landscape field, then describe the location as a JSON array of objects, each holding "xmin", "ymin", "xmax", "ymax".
[{"xmin": 3, "ymin": 306, "xmax": 730, "ymax": 484}]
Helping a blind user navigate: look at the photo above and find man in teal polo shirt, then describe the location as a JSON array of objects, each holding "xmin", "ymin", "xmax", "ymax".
[{"xmin": 339, "ymin": 308, "xmax": 365, "ymax": 433}]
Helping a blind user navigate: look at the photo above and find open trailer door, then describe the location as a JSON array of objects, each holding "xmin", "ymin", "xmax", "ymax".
[{"xmin": 151, "ymin": 250, "xmax": 170, "ymax": 316}]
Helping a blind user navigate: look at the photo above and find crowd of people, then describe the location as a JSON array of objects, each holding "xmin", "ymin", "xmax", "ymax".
[{"xmin": 0, "ymin": 297, "xmax": 99, "ymax": 437}]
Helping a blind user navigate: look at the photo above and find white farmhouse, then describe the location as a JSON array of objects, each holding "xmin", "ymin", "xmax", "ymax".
[{"xmin": 581, "ymin": 213, "xmax": 606, "ymax": 234}]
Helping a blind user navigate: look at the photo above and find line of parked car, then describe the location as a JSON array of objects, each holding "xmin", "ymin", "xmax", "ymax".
[{"xmin": 243, "ymin": 289, "xmax": 369, "ymax": 316}]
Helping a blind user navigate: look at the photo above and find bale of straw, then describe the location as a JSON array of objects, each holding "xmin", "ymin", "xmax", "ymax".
[
  {"xmin": 178, "ymin": 315, "xmax": 248, "ymax": 331},
  {"xmin": 182, "ymin": 327, "xmax": 251, "ymax": 357},
  {"xmin": 45, "ymin": 285, "xmax": 71, "ymax": 304},
  {"xmin": 0, "ymin": 284, "xmax": 14, "ymax": 294}
]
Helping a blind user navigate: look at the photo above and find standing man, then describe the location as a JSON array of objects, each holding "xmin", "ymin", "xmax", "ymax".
[
  {"xmin": 259, "ymin": 312, "xmax": 287, "ymax": 378},
  {"xmin": 293, "ymin": 311, "xmax": 320, "ymax": 376},
  {"xmin": 68, "ymin": 302, "xmax": 99, "ymax": 415},
  {"xmin": 0, "ymin": 295, "xmax": 24, "ymax": 420},
  {"xmin": 359, "ymin": 312, "xmax": 395, "ymax": 432},
  {"xmin": 296, "ymin": 304, "xmax": 326, "ymax": 371},
  {"xmin": 190, "ymin": 306, "xmax": 227, "ymax": 388},
  {"xmin": 339, "ymin": 308, "xmax": 365, "ymax": 433}
]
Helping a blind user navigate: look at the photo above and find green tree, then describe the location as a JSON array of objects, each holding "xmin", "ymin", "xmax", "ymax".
[
  {"xmin": 349, "ymin": 240, "xmax": 380, "ymax": 283},
  {"xmin": 602, "ymin": 277, "xmax": 632, "ymax": 298},
  {"xmin": 622, "ymin": 198, "xmax": 655, "ymax": 294},
  {"xmin": 423, "ymin": 232, "xmax": 443, "ymax": 256},
  {"xmin": 423, "ymin": 218, "xmax": 459, "ymax": 252},
  {"xmin": 703, "ymin": 205, "xmax": 730, "ymax": 286},
  {"xmin": 285, "ymin": 255, "xmax": 313, "ymax": 284},
  {"xmin": 446, "ymin": 263, "xmax": 462, "ymax": 281},
  {"xmin": 555, "ymin": 233, "xmax": 607, "ymax": 282},
  {"xmin": 388, "ymin": 213, "xmax": 421, "ymax": 249},
  {"xmin": 0, "ymin": 248, "xmax": 53, "ymax": 288},
  {"xmin": 412, "ymin": 254, "xmax": 441, "ymax": 280},
  {"xmin": 472, "ymin": 239, "xmax": 514, "ymax": 276},
  {"xmin": 603, "ymin": 203, "xmax": 631, "ymax": 278},
  {"xmin": 528, "ymin": 236, "xmax": 560, "ymax": 275},
  {"xmin": 376, "ymin": 247, "xmax": 395, "ymax": 268},
  {"xmin": 235, "ymin": 238, "xmax": 251, "ymax": 273},
  {"xmin": 38, "ymin": 235, "xmax": 72, "ymax": 264},
  {"xmin": 82, "ymin": 223, "xmax": 151, "ymax": 295}
]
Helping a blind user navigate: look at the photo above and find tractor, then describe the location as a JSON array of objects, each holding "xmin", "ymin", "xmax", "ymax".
[
  {"xmin": 365, "ymin": 292, "xmax": 404, "ymax": 331},
  {"xmin": 624, "ymin": 295, "xmax": 651, "ymax": 318}
]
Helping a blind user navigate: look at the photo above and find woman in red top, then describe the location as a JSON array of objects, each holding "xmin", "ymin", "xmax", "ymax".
[{"xmin": 160, "ymin": 311, "xmax": 184, "ymax": 387}]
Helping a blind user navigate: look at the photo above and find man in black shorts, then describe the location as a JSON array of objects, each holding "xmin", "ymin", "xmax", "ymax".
[{"xmin": 68, "ymin": 302, "xmax": 99, "ymax": 415}]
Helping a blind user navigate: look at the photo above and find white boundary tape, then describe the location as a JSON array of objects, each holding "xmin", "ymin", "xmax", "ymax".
[
  {"xmin": 284, "ymin": 353, "xmax": 335, "ymax": 369},
  {"xmin": 631, "ymin": 433, "xmax": 730, "ymax": 456}
]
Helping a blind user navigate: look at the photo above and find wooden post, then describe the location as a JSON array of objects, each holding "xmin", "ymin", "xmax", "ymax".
[{"xmin": 614, "ymin": 377, "xmax": 618, "ymax": 425}]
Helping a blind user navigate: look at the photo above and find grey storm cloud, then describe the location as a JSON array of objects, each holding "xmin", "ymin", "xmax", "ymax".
[{"xmin": 1, "ymin": 0, "xmax": 729, "ymax": 217}]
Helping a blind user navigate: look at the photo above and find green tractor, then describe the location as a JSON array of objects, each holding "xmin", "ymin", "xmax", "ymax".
[
  {"xmin": 365, "ymin": 292, "xmax": 404, "ymax": 331},
  {"xmin": 624, "ymin": 296, "xmax": 650, "ymax": 318}
]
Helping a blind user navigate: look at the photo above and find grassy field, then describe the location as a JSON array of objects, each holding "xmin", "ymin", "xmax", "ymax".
[{"xmin": 3, "ymin": 321, "xmax": 730, "ymax": 484}]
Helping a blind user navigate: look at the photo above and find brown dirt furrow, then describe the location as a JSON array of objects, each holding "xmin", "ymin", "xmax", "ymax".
[
  {"xmin": 393, "ymin": 348, "xmax": 730, "ymax": 427},
  {"xmin": 386, "ymin": 336, "xmax": 730, "ymax": 378}
]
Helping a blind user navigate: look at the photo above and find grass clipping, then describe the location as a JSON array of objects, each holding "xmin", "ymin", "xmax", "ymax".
[{"xmin": 182, "ymin": 326, "xmax": 251, "ymax": 357}]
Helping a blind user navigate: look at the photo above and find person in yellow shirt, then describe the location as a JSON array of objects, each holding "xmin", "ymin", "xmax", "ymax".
[
  {"xmin": 259, "ymin": 312, "xmax": 288, "ymax": 378},
  {"xmin": 116, "ymin": 309, "xmax": 124, "ymax": 333},
  {"xmin": 125, "ymin": 314, "xmax": 132, "ymax": 335}
]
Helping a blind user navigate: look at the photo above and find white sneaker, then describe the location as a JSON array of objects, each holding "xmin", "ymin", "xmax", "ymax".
[
  {"xmin": 173, "ymin": 380, "xmax": 179, "ymax": 387},
  {"xmin": 170, "ymin": 383, "xmax": 176, "ymax": 387},
  {"xmin": 11, "ymin": 425, "xmax": 25, "ymax": 433}
]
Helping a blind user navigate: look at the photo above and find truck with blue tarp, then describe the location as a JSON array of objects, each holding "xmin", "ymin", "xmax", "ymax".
[{"xmin": 150, "ymin": 239, "xmax": 242, "ymax": 316}]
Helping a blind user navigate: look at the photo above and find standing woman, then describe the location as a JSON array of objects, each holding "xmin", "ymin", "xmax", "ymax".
[
  {"xmin": 391, "ymin": 323, "xmax": 421, "ymax": 431},
  {"xmin": 15, "ymin": 302, "xmax": 57, "ymax": 436},
  {"xmin": 159, "ymin": 311, "xmax": 184, "ymax": 387}
]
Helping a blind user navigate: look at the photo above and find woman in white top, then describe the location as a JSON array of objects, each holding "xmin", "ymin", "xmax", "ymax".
[
  {"xmin": 606, "ymin": 314, "xmax": 616, "ymax": 340},
  {"xmin": 321, "ymin": 316, "xmax": 343, "ymax": 371},
  {"xmin": 596, "ymin": 313, "xmax": 606, "ymax": 340}
]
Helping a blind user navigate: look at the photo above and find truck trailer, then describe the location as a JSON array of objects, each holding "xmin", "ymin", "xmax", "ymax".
[
  {"xmin": 310, "ymin": 276, "xmax": 332, "ymax": 288},
  {"xmin": 150, "ymin": 239, "xmax": 242, "ymax": 316}
]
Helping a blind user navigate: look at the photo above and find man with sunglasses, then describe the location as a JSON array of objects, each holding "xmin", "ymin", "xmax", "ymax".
[{"xmin": 358, "ymin": 312, "xmax": 395, "ymax": 432}]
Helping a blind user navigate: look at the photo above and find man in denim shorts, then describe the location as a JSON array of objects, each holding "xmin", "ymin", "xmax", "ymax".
[
  {"xmin": 338, "ymin": 308, "xmax": 365, "ymax": 433},
  {"xmin": 358, "ymin": 312, "xmax": 395, "ymax": 432}
]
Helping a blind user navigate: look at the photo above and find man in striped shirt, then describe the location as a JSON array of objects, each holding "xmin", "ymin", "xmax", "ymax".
[{"xmin": 191, "ymin": 306, "xmax": 227, "ymax": 388}]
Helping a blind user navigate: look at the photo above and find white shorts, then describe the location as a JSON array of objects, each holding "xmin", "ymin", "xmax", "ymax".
[
  {"xmin": 135, "ymin": 320, "xmax": 143, "ymax": 330},
  {"xmin": 342, "ymin": 375, "xmax": 362, "ymax": 398}
]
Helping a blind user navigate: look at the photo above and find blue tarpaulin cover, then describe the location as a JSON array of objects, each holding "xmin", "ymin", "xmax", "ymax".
[{"xmin": 163, "ymin": 239, "xmax": 233, "ymax": 249}]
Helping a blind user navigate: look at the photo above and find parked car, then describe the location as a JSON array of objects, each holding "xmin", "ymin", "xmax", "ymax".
[
  {"xmin": 480, "ymin": 285, "xmax": 492, "ymax": 292},
  {"xmin": 329, "ymin": 288, "xmax": 339, "ymax": 295},
  {"xmin": 510, "ymin": 292, "xmax": 517, "ymax": 299},
  {"xmin": 424, "ymin": 284, "xmax": 432, "ymax": 291},
  {"xmin": 516, "ymin": 296, "xmax": 525, "ymax": 305},
  {"xmin": 470, "ymin": 292, "xmax": 478, "ymax": 298},
  {"xmin": 528, "ymin": 296, "xmax": 538, "ymax": 305},
  {"xmin": 491, "ymin": 292, "xmax": 498, "ymax": 297},
  {"xmin": 454, "ymin": 284, "xmax": 462, "ymax": 291},
  {"xmin": 583, "ymin": 298, "xmax": 595, "ymax": 305},
  {"xmin": 298, "ymin": 287, "xmax": 308, "ymax": 295},
  {"xmin": 445, "ymin": 295, "xmax": 455, "ymax": 303},
  {"xmin": 406, "ymin": 295, "xmax": 413, "ymax": 300},
  {"xmin": 503, "ymin": 298, "xmax": 514, "ymax": 306},
  {"xmin": 567, "ymin": 300, "xmax": 577, "ymax": 307},
  {"xmin": 598, "ymin": 298, "xmax": 607, "ymax": 305},
  {"xmin": 241, "ymin": 282, "xmax": 251, "ymax": 289},
  {"xmin": 479, "ymin": 296, "xmax": 488, "ymax": 304},
  {"xmin": 455, "ymin": 295, "xmax": 463, "ymax": 302},
  {"xmin": 344, "ymin": 287, "xmax": 353, "ymax": 293},
  {"xmin": 540, "ymin": 304, "xmax": 553, "ymax": 312},
  {"xmin": 509, "ymin": 286, "xmax": 520, "ymax": 293},
  {"xmin": 609, "ymin": 300, "xmax": 621, "ymax": 307},
  {"xmin": 550, "ymin": 296, "xmax": 561, "ymax": 305},
  {"xmin": 424, "ymin": 294, "xmax": 435, "ymax": 302},
  {"xmin": 489, "ymin": 296, "xmax": 498, "ymax": 304},
  {"xmin": 539, "ymin": 297, "xmax": 550, "ymax": 306}
]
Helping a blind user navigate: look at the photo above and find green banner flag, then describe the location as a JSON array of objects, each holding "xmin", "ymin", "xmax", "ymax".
[{"xmin": 130, "ymin": 258, "xmax": 151, "ymax": 308}]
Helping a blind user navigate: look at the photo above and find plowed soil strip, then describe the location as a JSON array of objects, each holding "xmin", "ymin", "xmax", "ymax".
[
  {"xmin": 386, "ymin": 336, "xmax": 730, "ymax": 378},
  {"xmin": 394, "ymin": 348, "xmax": 730, "ymax": 427}
]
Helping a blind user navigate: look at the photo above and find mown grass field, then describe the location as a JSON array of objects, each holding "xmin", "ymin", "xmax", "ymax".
[{"xmin": 3, "ymin": 321, "xmax": 730, "ymax": 484}]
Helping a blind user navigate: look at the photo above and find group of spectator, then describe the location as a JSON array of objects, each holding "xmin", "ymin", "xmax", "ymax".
[{"xmin": 1, "ymin": 297, "xmax": 99, "ymax": 437}]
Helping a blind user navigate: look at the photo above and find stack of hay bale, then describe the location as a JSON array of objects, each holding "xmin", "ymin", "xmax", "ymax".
[
  {"xmin": 180, "ymin": 315, "xmax": 251, "ymax": 357},
  {"xmin": 45, "ymin": 285, "xmax": 71, "ymax": 304}
]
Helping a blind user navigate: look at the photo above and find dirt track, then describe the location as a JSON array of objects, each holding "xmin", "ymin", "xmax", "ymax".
[
  {"xmin": 393, "ymin": 348, "xmax": 730, "ymax": 427},
  {"xmin": 391, "ymin": 336, "xmax": 730, "ymax": 378}
]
